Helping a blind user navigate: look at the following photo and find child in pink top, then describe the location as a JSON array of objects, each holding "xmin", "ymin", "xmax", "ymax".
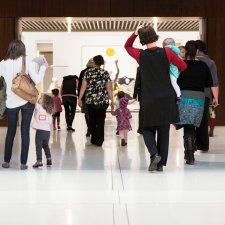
[
  {"xmin": 32, "ymin": 94, "xmax": 53, "ymax": 168},
  {"xmin": 112, "ymin": 97, "xmax": 132, "ymax": 146},
  {"xmin": 52, "ymin": 89, "xmax": 62, "ymax": 130}
]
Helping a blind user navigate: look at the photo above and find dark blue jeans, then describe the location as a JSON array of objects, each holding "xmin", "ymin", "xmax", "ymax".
[
  {"xmin": 4, "ymin": 102, "xmax": 35, "ymax": 164},
  {"xmin": 35, "ymin": 130, "xmax": 51, "ymax": 161}
]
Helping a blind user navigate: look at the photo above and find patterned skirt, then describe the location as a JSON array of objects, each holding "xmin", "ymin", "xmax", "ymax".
[{"xmin": 177, "ymin": 90, "xmax": 205, "ymax": 127}]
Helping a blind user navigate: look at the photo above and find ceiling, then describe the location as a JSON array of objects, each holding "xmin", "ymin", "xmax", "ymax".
[{"xmin": 21, "ymin": 17, "xmax": 200, "ymax": 32}]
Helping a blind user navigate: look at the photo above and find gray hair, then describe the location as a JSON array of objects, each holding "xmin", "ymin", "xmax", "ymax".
[{"xmin": 162, "ymin": 38, "xmax": 175, "ymax": 47}]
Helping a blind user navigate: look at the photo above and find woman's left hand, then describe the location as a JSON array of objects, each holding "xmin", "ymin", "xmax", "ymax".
[
  {"xmin": 212, "ymin": 98, "xmax": 219, "ymax": 108},
  {"xmin": 78, "ymin": 99, "xmax": 83, "ymax": 108}
]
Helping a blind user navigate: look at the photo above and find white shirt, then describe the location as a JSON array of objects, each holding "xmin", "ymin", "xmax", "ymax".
[
  {"xmin": 0, "ymin": 56, "xmax": 46, "ymax": 108},
  {"xmin": 32, "ymin": 103, "xmax": 52, "ymax": 131}
]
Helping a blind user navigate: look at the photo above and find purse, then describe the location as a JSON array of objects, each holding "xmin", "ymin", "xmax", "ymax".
[{"xmin": 11, "ymin": 56, "xmax": 39, "ymax": 104}]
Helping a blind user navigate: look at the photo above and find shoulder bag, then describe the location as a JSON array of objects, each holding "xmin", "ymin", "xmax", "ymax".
[{"xmin": 11, "ymin": 56, "xmax": 39, "ymax": 104}]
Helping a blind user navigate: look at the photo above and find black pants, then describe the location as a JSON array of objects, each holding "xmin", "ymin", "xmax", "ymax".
[
  {"xmin": 87, "ymin": 105, "xmax": 106, "ymax": 146},
  {"xmin": 4, "ymin": 102, "xmax": 35, "ymax": 164},
  {"xmin": 35, "ymin": 130, "xmax": 51, "ymax": 161},
  {"xmin": 196, "ymin": 97, "xmax": 210, "ymax": 151},
  {"xmin": 82, "ymin": 101, "xmax": 90, "ymax": 133},
  {"xmin": 62, "ymin": 96, "xmax": 77, "ymax": 128},
  {"xmin": 143, "ymin": 125, "xmax": 170, "ymax": 166},
  {"xmin": 138, "ymin": 101, "xmax": 143, "ymax": 132}
]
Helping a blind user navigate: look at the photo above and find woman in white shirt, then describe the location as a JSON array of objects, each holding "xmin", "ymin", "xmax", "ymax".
[{"xmin": 0, "ymin": 40, "xmax": 48, "ymax": 170}]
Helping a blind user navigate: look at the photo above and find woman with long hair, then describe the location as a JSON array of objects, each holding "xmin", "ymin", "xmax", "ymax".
[
  {"xmin": 177, "ymin": 41, "xmax": 213, "ymax": 164},
  {"xmin": 0, "ymin": 40, "xmax": 48, "ymax": 169}
]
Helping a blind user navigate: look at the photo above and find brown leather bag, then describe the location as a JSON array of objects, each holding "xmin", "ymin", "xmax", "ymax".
[{"xmin": 11, "ymin": 56, "xmax": 39, "ymax": 104}]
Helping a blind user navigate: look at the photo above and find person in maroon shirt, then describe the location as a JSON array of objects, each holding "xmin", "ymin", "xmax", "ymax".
[{"xmin": 125, "ymin": 25, "xmax": 187, "ymax": 172}]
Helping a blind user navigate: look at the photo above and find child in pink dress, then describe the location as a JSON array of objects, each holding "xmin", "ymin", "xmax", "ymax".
[
  {"xmin": 52, "ymin": 89, "xmax": 62, "ymax": 130},
  {"xmin": 112, "ymin": 97, "xmax": 132, "ymax": 146}
]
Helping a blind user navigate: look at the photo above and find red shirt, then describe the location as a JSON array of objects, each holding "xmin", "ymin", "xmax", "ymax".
[{"xmin": 124, "ymin": 33, "xmax": 187, "ymax": 72}]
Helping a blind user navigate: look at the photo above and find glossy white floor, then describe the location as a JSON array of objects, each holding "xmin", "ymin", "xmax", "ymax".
[{"xmin": 0, "ymin": 112, "xmax": 225, "ymax": 225}]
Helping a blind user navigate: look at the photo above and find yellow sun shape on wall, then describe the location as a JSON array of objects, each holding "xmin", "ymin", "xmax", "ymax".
[{"xmin": 106, "ymin": 48, "xmax": 115, "ymax": 57}]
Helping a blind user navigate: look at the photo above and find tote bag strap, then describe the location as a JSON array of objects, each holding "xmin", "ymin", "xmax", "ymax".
[{"xmin": 21, "ymin": 55, "xmax": 26, "ymax": 74}]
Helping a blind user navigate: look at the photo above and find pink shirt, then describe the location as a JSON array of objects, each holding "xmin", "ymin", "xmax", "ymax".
[
  {"xmin": 53, "ymin": 96, "xmax": 62, "ymax": 113},
  {"xmin": 32, "ymin": 103, "xmax": 52, "ymax": 131}
]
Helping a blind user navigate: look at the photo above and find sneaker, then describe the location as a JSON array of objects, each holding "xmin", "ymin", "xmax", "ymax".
[
  {"xmin": 67, "ymin": 127, "xmax": 75, "ymax": 132},
  {"xmin": 57, "ymin": 125, "xmax": 61, "ymax": 130},
  {"xmin": 47, "ymin": 159, "xmax": 52, "ymax": 166},
  {"xmin": 32, "ymin": 161, "xmax": 43, "ymax": 168},
  {"xmin": 157, "ymin": 165, "xmax": 163, "ymax": 172},
  {"xmin": 20, "ymin": 164, "xmax": 28, "ymax": 170},
  {"xmin": 53, "ymin": 126, "xmax": 56, "ymax": 130},
  {"xmin": 2, "ymin": 162, "xmax": 10, "ymax": 168},
  {"xmin": 148, "ymin": 154, "xmax": 161, "ymax": 172}
]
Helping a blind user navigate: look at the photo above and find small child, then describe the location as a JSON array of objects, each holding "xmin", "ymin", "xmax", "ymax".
[
  {"xmin": 114, "ymin": 91, "xmax": 126, "ymax": 135},
  {"xmin": 52, "ymin": 88, "xmax": 62, "ymax": 130},
  {"xmin": 178, "ymin": 45, "xmax": 186, "ymax": 60},
  {"xmin": 112, "ymin": 97, "xmax": 132, "ymax": 146},
  {"xmin": 32, "ymin": 94, "xmax": 53, "ymax": 168},
  {"xmin": 162, "ymin": 38, "xmax": 182, "ymax": 101}
]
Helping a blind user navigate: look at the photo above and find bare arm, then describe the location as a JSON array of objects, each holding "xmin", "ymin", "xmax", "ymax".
[
  {"xmin": 114, "ymin": 60, "xmax": 120, "ymax": 83},
  {"xmin": 78, "ymin": 79, "xmax": 87, "ymax": 108},
  {"xmin": 211, "ymin": 86, "xmax": 219, "ymax": 107}
]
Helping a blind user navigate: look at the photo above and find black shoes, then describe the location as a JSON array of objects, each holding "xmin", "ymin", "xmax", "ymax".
[
  {"xmin": 2, "ymin": 162, "xmax": 10, "ymax": 168},
  {"xmin": 148, "ymin": 154, "xmax": 161, "ymax": 172},
  {"xmin": 121, "ymin": 139, "xmax": 127, "ymax": 146},
  {"xmin": 33, "ymin": 161, "xmax": 43, "ymax": 168},
  {"xmin": 33, "ymin": 159, "xmax": 52, "ymax": 168},
  {"xmin": 47, "ymin": 159, "xmax": 52, "ymax": 166},
  {"xmin": 67, "ymin": 127, "xmax": 75, "ymax": 132},
  {"xmin": 157, "ymin": 165, "xmax": 163, "ymax": 172}
]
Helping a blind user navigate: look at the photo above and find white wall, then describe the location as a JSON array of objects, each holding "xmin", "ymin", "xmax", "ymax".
[{"xmin": 22, "ymin": 31, "xmax": 199, "ymax": 84}]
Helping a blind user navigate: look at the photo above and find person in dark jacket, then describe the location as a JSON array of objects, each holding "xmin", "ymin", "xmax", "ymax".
[
  {"xmin": 61, "ymin": 75, "xmax": 78, "ymax": 131},
  {"xmin": 78, "ymin": 58, "xmax": 95, "ymax": 137},
  {"xmin": 125, "ymin": 25, "xmax": 187, "ymax": 172},
  {"xmin": 133, "ymin": 66, "xmax": 143, "ymax": 134},
  {"xmin": 195, "ymin": 40, "xmax": 219, "ymax": 147},
  {"xmin": 177, "ymin": 41, "xmax": 213, "ymax": 164}
]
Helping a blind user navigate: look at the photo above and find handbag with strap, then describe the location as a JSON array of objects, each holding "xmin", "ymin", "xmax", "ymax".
[{"xmin": 11, "ymin": 56, "xmax": 39, "ymax": 104}]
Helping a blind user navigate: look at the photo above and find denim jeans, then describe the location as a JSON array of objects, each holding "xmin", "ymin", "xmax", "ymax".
[
  {"xmin": 4, "ymin": 102, "xmax": 35, "ymax": 164},
  {"xmin": 35, "ymin": 130, "xmax": 51, "ymax": 161}
]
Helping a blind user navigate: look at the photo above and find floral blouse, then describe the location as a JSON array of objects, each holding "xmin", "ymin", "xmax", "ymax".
[
  {"xmin": 112, "ymin": 108, "xmax": 132, "ymax": 131},
  {"xmin": 84, "ymin": 68, "xmax": 111, "ymax": 106}
]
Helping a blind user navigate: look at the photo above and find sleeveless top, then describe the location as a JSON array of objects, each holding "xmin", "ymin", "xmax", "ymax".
[{"xmin": 140, "ymin": 48, "xmax": 179, "ymax": 127}]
